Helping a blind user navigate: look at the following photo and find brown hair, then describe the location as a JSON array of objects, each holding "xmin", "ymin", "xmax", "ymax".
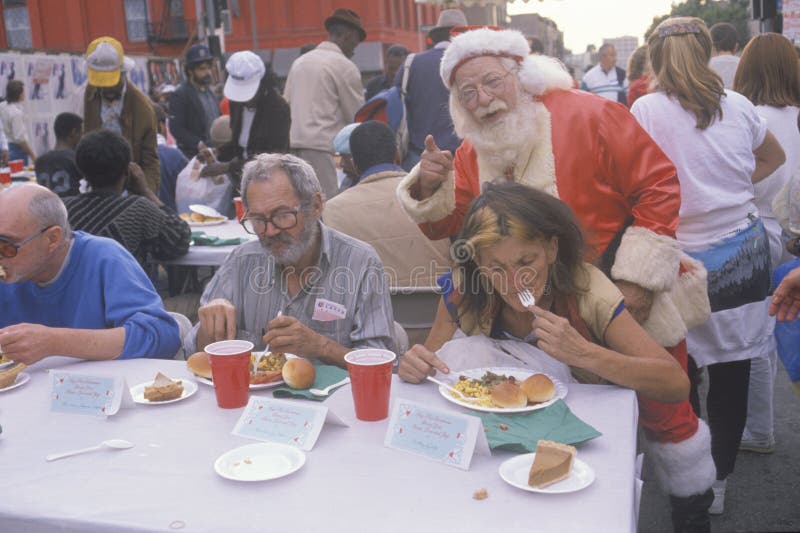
[
  {"xmin": 648, "ymin": 17, "xmax": 724, "ymax": 130},
  {"xmin": 734, "ymin": 33, "xmax": 800, "ymax": 108},
  {"xmin": 627, "ymin": 45, "xmax": 648, "ymax": 81}
]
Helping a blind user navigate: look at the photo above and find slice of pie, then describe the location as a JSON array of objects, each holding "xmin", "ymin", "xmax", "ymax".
[
  {"xmin": 528, "ymin": 440, "xmax": 576, "ymax": 488},
  {"xmin": 144, "ymin": 372, "xmax": 184, "ymax": 402}
]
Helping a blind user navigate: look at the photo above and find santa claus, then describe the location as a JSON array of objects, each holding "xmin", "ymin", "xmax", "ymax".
[{"xmin": 397, "ymin": 27, "xmax": 715, "ymax": 530}]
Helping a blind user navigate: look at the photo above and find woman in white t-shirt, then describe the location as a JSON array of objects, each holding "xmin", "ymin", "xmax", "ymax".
[
  {"xmin": 631, "ymin": 17, "xmax": 786, "ymax": 516},
  {"xmin": 733, "ymin": 32, "xmax": 800, "ymax": 455}
]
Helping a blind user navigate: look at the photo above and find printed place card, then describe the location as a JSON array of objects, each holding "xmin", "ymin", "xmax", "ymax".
[
  {"xmin": 232, "ymin": 397, "xmax": 347, "ymax": 451},
  {"xmin": 384, "ymin": 398, "xmax": 490, "ymax": 470},
  {"xmin": 50, "ymin": 370, "xmax": 125, "ymax": 417}
]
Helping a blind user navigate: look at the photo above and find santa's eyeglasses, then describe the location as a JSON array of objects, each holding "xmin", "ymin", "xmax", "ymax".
[
  {"xmin": 457, "ymin": 70, "xmax": 514, "ymax": 108},
  {"xmin": 0, "ymin": 226, "xmax": 54, "ymax": 258}
]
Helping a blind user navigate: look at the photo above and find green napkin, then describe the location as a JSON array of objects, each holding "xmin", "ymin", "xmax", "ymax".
[
  {"xmin": 476, "ymin": 400, "xmax": 601, "ymax": 453},
  {"xmin": 272, "ymin": 364, "xmax": 349, "ymax": 402},
  {"xmin": 191, "ymin": 231, "xmax": 248, "ymax": 246}
]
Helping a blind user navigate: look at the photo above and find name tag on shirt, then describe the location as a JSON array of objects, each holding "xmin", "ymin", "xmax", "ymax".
[{"xmin": 312, "ymin": 298, "xmax": 347, "ymax": 322}]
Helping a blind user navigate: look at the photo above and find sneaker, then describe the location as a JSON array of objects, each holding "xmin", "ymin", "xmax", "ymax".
[
  {"xmin": 709, "ymin": 479, "xmax": 726, "ymax": 515},
  {"xmin": 739, "ymin": 434, "xmax": 775, "ymax": 454}
]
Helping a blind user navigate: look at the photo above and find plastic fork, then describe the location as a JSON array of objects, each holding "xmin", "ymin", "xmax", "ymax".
[
  {"xmin": 426, "ymin": 376, "xmax": 482, "ymax": 403},
  {"xmin": 518, "ymin": 289, "xmax": 536, "ymax": 309}
]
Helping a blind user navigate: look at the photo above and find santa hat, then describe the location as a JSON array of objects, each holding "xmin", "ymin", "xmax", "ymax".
[{"xmin": 440, "ymin": 27, "xmax": 573, "ymax": 96}]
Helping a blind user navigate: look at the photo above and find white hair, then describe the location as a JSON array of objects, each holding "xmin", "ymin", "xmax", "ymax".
[{"xmin": 241, "ymin": 153, "xmax": 323, "ymax": 210}]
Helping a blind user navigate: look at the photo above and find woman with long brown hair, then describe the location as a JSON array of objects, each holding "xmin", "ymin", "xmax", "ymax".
[
  {"xmin": 733, "ymin": 32, "xmax": 800, "ymax": 456},
  {"xmin": 631, "ymin": 17, "xmax": 786, "ymax": 515}
]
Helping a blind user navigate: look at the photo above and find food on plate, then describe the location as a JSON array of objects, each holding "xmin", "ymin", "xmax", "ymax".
[
  {"xmin": 179, "ymin": 212, "xmax": 225, "ymax": 223},
  {"xmin": 0, "ymin": 362, "xmax": 26, "ymax": 388},
  {"xmin": 451, "ymin": 371, "xmax": 555, "ymax": 408},
  {"xmin": 282, "ymin": 357, "xmax": 315, "ymax": 389},
  {"xmin": 188, "ymin": 350, "xmax": 287, "ymax": 384},
  {"xmin": 472, "ymin": 488, "xmax": 489, "ymax": 500},
  {"xmin": 490, "ymin": 381, "xmax": 528, "ymax": 409},
  {"xmin": 528, "ymin": 440, "xmax": 576, "ymax": 488},
  {"xmin": 521, "ymin": 374, "xmax": 555, "ymax": 403},
  {"xmin": 143, "ymin": 372, "xmax": 184, "ymax": 401},
  {"xmin": 187, "ymin": 351, "xmax": 213, "ymax": 379}
]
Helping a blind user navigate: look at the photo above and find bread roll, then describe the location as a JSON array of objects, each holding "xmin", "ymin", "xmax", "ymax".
[
  {"xmin": 521, "ymin": 374, "xmax": 555, "ymax": 403},
  {"xmin": 490, "ymin": 381, "xmax": 528, "ymax": 408},
  {"xmin": 187, "ymin": 351, "xmax": 213, "ymax": 379},
  {"xmin": 282, "ymin": 358, "xmax": 315, "ymax": 389}
]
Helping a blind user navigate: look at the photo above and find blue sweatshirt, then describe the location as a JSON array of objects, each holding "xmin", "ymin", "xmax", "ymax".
[{"xmin": 0, "ymin": 231, "xmax": 180, "ymax": 359}]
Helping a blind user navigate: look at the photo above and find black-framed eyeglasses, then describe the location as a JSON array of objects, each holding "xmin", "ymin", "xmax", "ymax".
[
  {"xmin": 0, "ymin": 225, "xmax": 54, "ymax": 258},
  {"xmin": 240, "ymin": 206, "xmax": 301, "ymax": 234}
]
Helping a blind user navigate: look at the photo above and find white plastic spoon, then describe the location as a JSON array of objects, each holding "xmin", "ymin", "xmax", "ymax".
[
  {"xmin": 309, "ymin": 377, "xmax": 351, "ymax": 397},
  {"xmin": 46, "ymin": 439, "xmax": 134, "ymax": 462}
]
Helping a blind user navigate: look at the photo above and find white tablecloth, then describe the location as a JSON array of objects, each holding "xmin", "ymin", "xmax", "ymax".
[
  {"xmin": 163, "ymin": 219, "xmax": 256, "ymax": 267},
  {"xmin": 0, "ymin": 358, "xmax": 639, "ymax": 533}
]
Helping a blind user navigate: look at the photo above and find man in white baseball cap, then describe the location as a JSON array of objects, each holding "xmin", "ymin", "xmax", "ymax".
[{"xmin": 198, "ymin": 51, "xmax": 290, "ymax": 189}]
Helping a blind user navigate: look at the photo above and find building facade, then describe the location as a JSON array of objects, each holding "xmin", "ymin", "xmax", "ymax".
[
  {"xmin": 507, "ymin": 12, "xmax": 564, "ymax": 58},
  {"xmin": 0, "ymin": 0, "xmax": 443, "ymax": 75}
]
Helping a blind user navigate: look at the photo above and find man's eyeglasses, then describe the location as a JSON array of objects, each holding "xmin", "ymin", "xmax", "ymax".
[
  {"xmin": 457, "ymin": 70, "xmax": 514, "ymax": 108},
  {"xmin": 0, "ymin": 226, "xmax": 54, "ymax": 258},
  {"xmin": 240, "ymin": 207, "xmax": 301, "ymax": 234}
]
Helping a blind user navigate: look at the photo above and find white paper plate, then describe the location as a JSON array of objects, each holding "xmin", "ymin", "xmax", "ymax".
[
  {"xmin": 214, "ymin": 442, "xmax": 305, "ymax": 482},
  {"xmin": 130, "ymin": 379, "xmax": 198, "ymax": 405},
  {"xmin": 189, "ymin": 204, "xmax": 223, "ymax": 218},
  {"xmin": 188, "ymin": 219, "xmax": 227, "ymax": 227},
  {"xmin": 438, "ymin": 367, "xmax": 567, "ymax": 413},
  {"xmin": 499, "ymin": 452, "xmax": 595, "ymax": 494},
  {"xmin": 0, "ymin": 372, "xmax": 30, "ymax": 392}
]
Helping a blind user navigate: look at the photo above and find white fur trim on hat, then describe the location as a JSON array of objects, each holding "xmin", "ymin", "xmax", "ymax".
[
  {"xmin": 396, "ymin": 163, "xmax": 456, "ymax": 224},
  {"xmin": 440, "ymin": 28, "xmax": 530, "ymax": 88},
  {"xmin": 518, "ymin": 54, "xmax": 573, "ymax": 95},
  {"xmin": 642, "ymin": 419, "xmax": 716, "ymax": 498}
]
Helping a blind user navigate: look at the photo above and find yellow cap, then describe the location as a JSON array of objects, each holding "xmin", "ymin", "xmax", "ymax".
[{"xmin": 85, "ymin": 37, "xmax": 124, "ymax": 87}]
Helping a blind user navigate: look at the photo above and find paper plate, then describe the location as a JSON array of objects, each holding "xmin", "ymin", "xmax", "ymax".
[
  {"xmin": 499, "ymin": 452, "xmax": 595, "ymax": 494},
  {"xmin": 130, "ymin": 379, "xmax": 198, "ymax": 405},
  {"xmin": 189, "ymin": 204, "xmax": 223, "ymax": 218},
  {"xmin": 214, "ymin": 442, "xmax": 305, "ymax": 482},
  {"xmin": 0, "ymin": 372, "xmax": 30, "ymax": 392},
  {"xmin": 438, "ymin": 367, "xmax": 567, "ymax": 413},
  {"xmin": 187, "ymin": 219, "xmax": 227, "ymax": 227}
]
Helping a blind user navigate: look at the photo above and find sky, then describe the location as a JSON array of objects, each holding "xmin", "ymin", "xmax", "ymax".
[{"xmin": 506, "ymin": 0, "xmax": 676, "ymax": 53}]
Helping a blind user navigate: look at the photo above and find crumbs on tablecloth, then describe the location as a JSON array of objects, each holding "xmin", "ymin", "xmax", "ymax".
[
  {"xmin": 499, "ymin": 424, "xmax": 509, "ymax": 430},
  {"xmin": 473, "ymin": 488, "xmax": 489, "ymax": 500}
]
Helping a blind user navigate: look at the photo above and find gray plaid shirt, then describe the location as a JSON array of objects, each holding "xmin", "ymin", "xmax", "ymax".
[{"xmin": 184, "ymin": 223, "xmax": 395, "ymax": 355}]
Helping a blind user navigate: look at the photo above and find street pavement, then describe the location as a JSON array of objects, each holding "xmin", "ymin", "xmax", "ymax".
[{"xmin": 638, "ymin": 365, "xmax": 800, "ymax": 532}]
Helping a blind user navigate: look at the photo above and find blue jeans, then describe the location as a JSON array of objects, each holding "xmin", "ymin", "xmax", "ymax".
[{"xmin": 8, "ymin": 142, "xmax": 28, "ymax": 165}]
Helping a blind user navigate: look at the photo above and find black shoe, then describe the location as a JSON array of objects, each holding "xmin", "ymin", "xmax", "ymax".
[{"xmin": 670, "ymin": 488, "xmax": 714, "ymax": 533}]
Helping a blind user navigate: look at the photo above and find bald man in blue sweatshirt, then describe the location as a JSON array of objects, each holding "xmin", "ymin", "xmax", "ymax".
[{"xmin": 0, "ymin": 184, "xmax": 180, "ymax": 364}]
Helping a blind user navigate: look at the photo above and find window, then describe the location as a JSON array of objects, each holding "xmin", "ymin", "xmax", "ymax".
[
  {"xmin": 3, "ymin": 0, "xmax": 32, "ymax": 49},
  {"xmin": 124, "ymin": 0, "xmax": 149, "ymax": 42}
]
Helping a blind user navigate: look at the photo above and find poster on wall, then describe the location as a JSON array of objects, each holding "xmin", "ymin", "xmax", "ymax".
[
  {"xmin": 0, "ymin": 53, "xmax": 23, "ymax": 99},
  {"xmin": 785, "ymin": 0, "xmax": 800, "ymax": 43},
  {"xmin": 148, "ymin": 58, "xmax": 182, "ymax": 89},
  {"xmin": 128, "ymin": 56, "xmax": 149, "ymax": 95}
]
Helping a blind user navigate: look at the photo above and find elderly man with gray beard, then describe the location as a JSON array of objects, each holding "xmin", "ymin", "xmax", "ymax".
[
  {"xmin": 184, "ymin": 153, "xmax": 395, "ymax": 367},
  {"xmin": 396, "ymin": 27, "xmax": 717, "ymax": 531}
]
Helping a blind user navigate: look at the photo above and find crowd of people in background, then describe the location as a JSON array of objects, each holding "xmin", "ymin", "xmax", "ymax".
[{"xmin": 2, "ymin": 6, "xmax": 800, "ymax": 533}]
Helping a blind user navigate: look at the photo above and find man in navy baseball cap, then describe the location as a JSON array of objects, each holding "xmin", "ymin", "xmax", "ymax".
[{"xmin": 169, "ymin": 44, "xmax": 220, "ymax": 158}]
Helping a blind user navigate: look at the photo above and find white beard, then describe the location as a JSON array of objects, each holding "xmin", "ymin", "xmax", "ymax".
[{"xmin": 450, "ymin": 87, "xmax": 540, "ymax": 178}]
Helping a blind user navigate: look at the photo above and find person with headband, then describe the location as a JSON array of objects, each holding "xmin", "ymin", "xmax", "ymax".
[
  {"xmin": 396, "ymin": 26, "xmax": 716, "ymax": 531},
  {"xmin": 631, "ymin": 17, "xmax": 786, "ymax": 516}
]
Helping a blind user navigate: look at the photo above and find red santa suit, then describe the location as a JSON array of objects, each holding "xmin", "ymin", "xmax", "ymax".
[{"xmin": 397, "ymin": 28, "xmax": 715, "ymax": 500}]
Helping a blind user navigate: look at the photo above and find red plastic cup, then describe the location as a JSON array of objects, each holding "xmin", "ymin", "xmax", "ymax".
[
  {"xmin": 233, "ymin": 196, "xmax": 244, "ymax": 222},
  {"xmin": 344, "ymin": 348, "xmax": 396, "ymax": 421},
  {"xmin": 0, "ymin": 169, "xmax": 10, "ymax": 185},
  {"xmin": 8, "ymin": 160, "xmax": 23, "ymax": 173},
  {"xmin": 205, "ymin": 340, "xmax": 253, "ymax": 408}
]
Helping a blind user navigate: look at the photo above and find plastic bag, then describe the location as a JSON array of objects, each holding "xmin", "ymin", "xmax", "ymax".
[{"xmin": 174, "ymin": 156, "xmax": 234, "ymax": 217}]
